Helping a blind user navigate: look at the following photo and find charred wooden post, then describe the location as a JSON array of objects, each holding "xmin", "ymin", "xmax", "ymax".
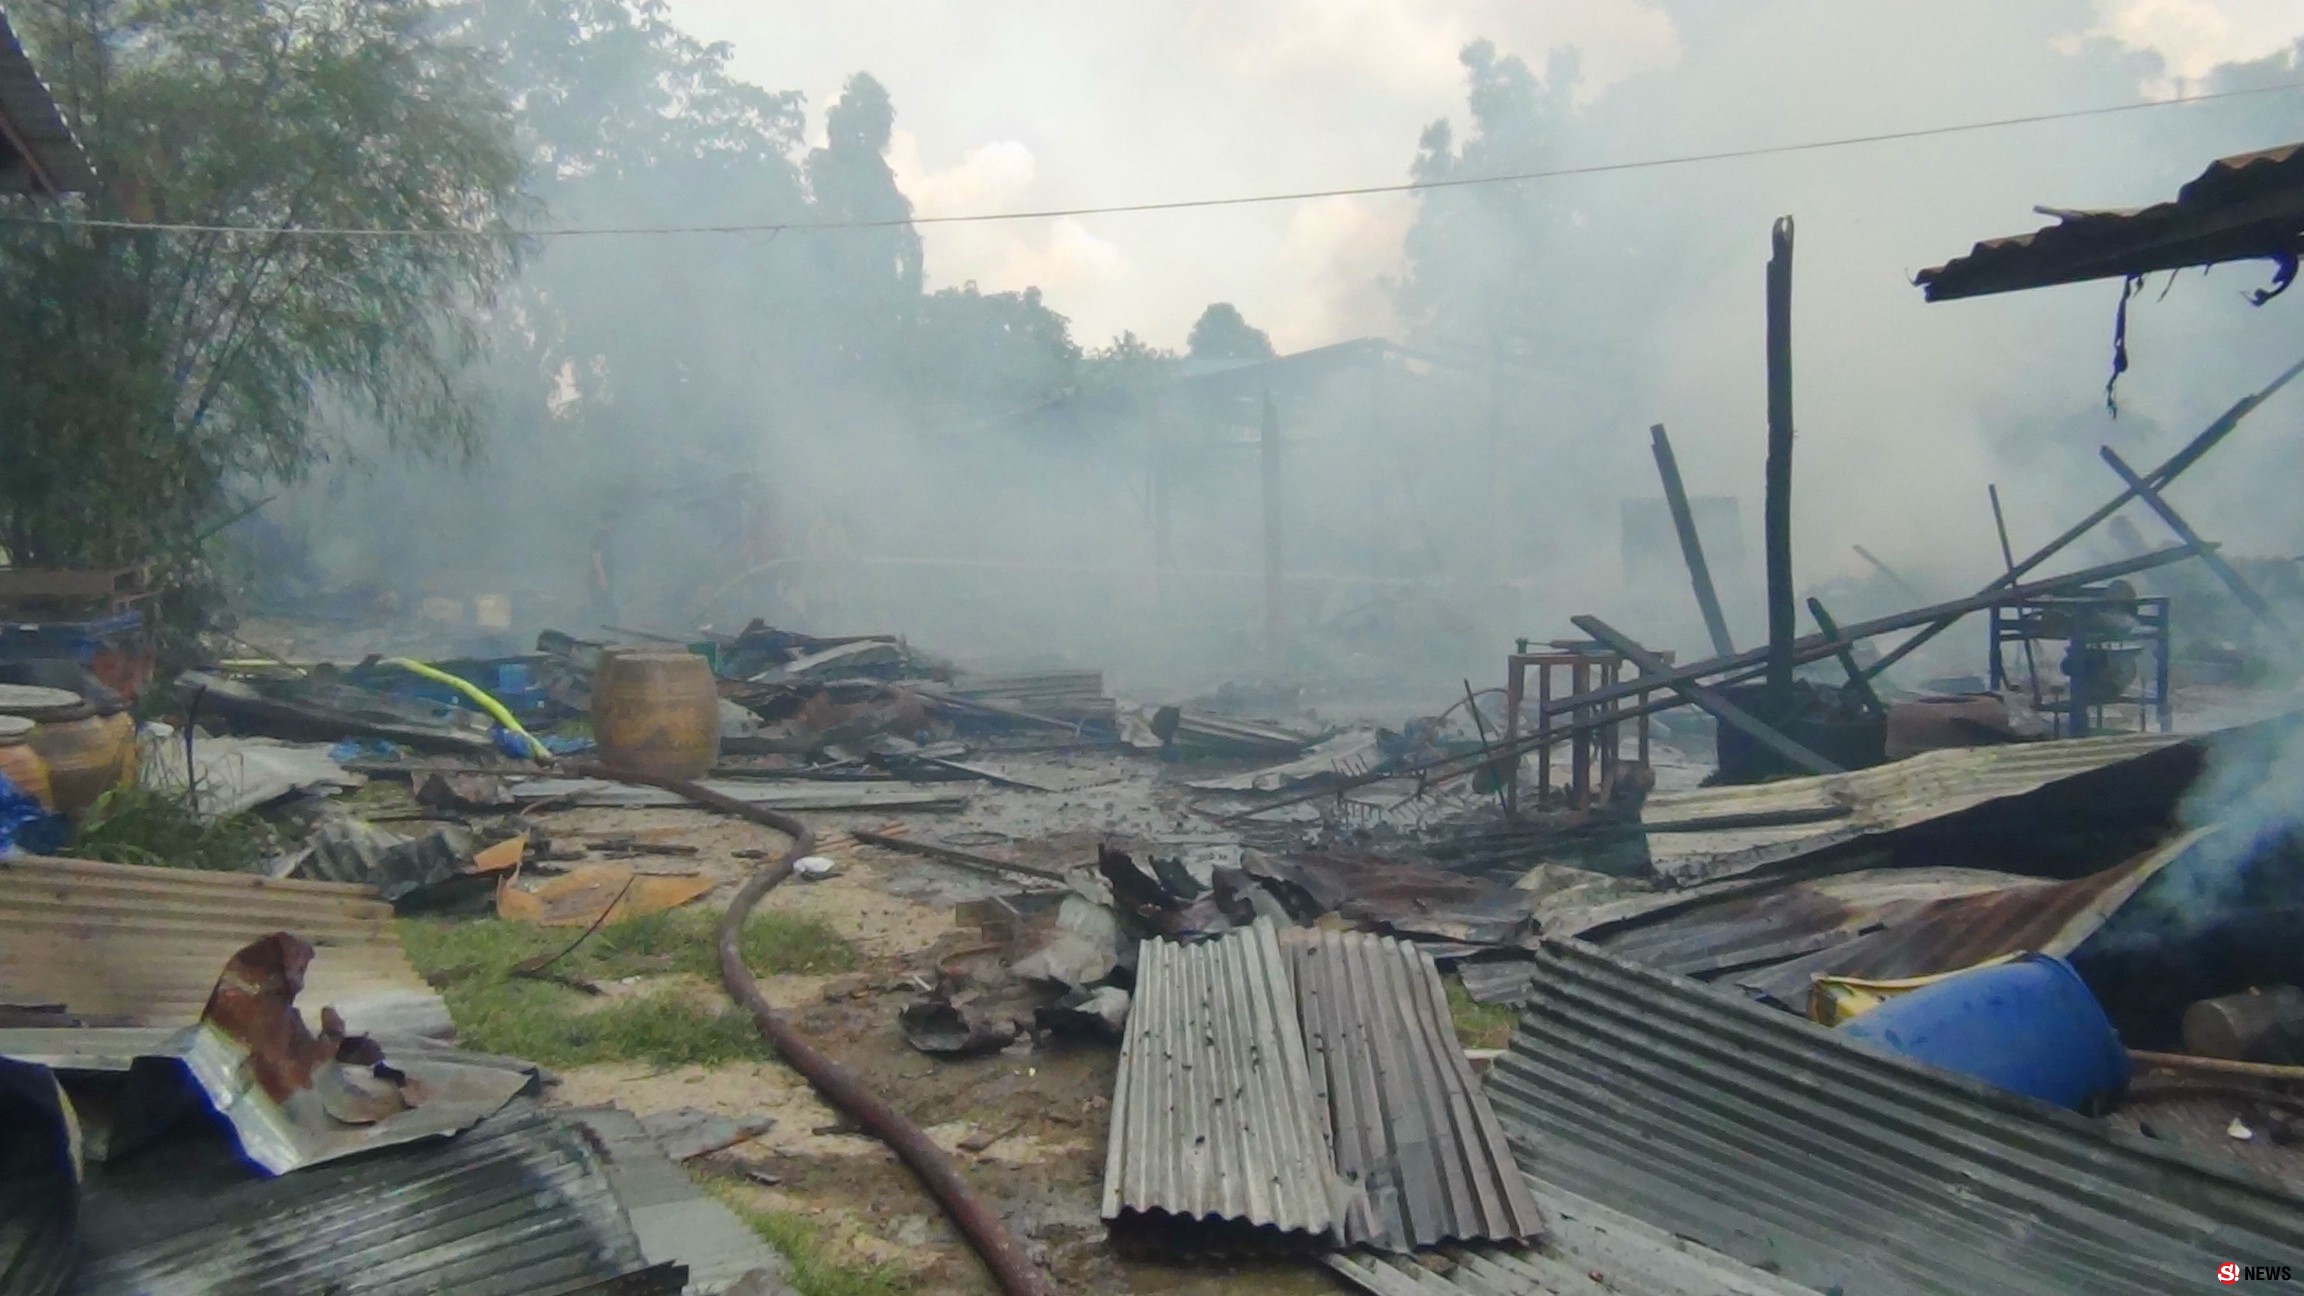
[
  {"xmin": 1764, "ymin": 217, "xmax": 1798, "ymax": 704},
  {"xmin": 1864, "ymin": 350, "xmax": 2304, "ymax": 681},
  {"xmin": 1650, "ymin": 423, "xmax": 1735, "ymax": 657},
  {"xmin": 1988, "ymin": 484, "xmax": 2045, "ymax": 705},
  {"xmin": 2101, "ymin": 445, "xmax": 2292, "ymax": 635},
  {"xmin": 1806, "ymin": 597, "xmax": 1885, "ymax": 717}
]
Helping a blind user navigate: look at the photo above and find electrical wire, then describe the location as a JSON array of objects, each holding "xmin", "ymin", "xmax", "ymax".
[{"xmin": 4, "ymin": 79, "xmax": 2300, "ymax": 240}]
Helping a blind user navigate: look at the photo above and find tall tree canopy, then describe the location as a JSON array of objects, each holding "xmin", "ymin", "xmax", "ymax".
[
  {"xmin": 0, "ymin": 0, "xmax": 526, "ymax": 565},
  {"xmin": 1186, "ymin": 302, "xmax": 1275, "ymax": 363},
  {"xmin": 1398, "ymin": 40, "xmax": 1579, "ymax": 356}
]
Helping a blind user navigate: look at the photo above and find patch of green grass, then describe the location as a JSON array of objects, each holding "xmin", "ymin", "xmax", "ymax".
[
  {"xmin": 1446, "ymin": 975, "xmax": 1519, "ymax": 1052},
  {"xmin": 67, "ymin": 785, "xmax": 278, "ymax": 872},
  {"xmin": 397, "ymin": 907, "xmax": 858, "ymax": 1068},
  {"xmin": 705, "ymin": 1183, "xmax": 915, "ymax": 1296}
]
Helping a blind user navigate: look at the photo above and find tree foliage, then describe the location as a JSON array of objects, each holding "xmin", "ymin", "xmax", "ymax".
[
  {"xmin": 0, "ymin": 0, "xmax": 526, "ymax": 565},
  {"xmin": 1186, "ymin": 302, "xmax": 1274, "ymax": 363},
  {"xmin": 1398, "ymin": 40, "xmax": 1579, "ymax": 353}
]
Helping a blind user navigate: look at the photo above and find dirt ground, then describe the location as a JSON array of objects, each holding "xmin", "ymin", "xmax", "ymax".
[{"xmin": 520, "ymin": 764, "xmax": 1349, "ymax": 1295}]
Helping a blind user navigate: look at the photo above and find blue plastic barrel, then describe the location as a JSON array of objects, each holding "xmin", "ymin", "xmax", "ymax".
[{"xmin": 1839, "ymin": 953, "xmax": 2130, "ymax": 1110}]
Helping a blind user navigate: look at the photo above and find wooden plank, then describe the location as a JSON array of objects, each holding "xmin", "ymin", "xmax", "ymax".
[
  {"xmin": 1574, "ymin": 615, "xmax": 1842, "ymax": 777},
  {"xmin": 1651, "ymin": 424, "xmax": 1735, "ymax": 658}
]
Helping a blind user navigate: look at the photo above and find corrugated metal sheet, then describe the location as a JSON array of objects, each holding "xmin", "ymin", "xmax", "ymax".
[
  {"xmin": 1284, "ymin": 928, "xmax": 1543, "ymax": 1251},
  {"xmin": 0, "ymin": 8, "xmax": 93, "ymax": 195},
  {"xmin": 0, "ymin": 1056, "xmax": 75, "ymax": 1296},
  {"xmin": 1596, "ymin": 867, "xmax": 2037, "ymax": 980},
  {"xmin": 69, "ymin": 1100, "xmax": 678, "ymax": 1296},
  {"xmin": 1639, "ymin": 731, "xmax": 2190, "ymax": 886},
  {"xmin": 1458, "ymin": 958, "xmax": 1539, "ymax": 1006},
  {"xmin": 1101, "ymin": 918, "xmax": 1344, "ymax": 1242},
  {"xmin": 1736, "ymin": 836, "xmax": 2190, "ymax": 1008},
  {"xmin": 1490, "ymin": 938, "xmax": 2304, "ymax": 1295},
  {"xmin": 1918, "ymin": 143, "xmax": 2304, "ymax": 300},
  {"xmin": 0, "ymin": 854, "xmax": 450, "ymax": 1038},
  {"xmin": 1324, "ymin": 1178, "xmax": 1819, "ymax": 1295}
]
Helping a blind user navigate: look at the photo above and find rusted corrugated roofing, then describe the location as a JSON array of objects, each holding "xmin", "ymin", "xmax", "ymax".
[
  {"xmin": 1639, "ymin": 731, "xmax": 2194, "ymax": 886},
  {"xmin": 1101, "ymin": 918, "xmax": 1344, "ymax": 1244},
  {"xmin": 1918, "ymin": 143, "xmax": 2304, "ymax": 300},
  {"xmin": 1594, "ymin": 866, "xmax": 2035, "ymax": 980},
  {"xmin": 0, "ymin": 854, "xmax": 450, "ymax": 1038},
  {"xmin": 1284, "ymin": 928, "xmax": 1543, "ymax": 1252},
  {"xmin": 1490, "ymin": 938, "xmax": 2304, "ymax": 1295},
  {"xmin": 1736, "ymin": 834, "xmax": 2193, "ymax": 1008},
  {"xmin": 0, "ymin": 8, "xmax": 92, "ymax": 196},
  {"xmin": 70, "ymin": 1100, "xmax": 681, "ymax": 1296}
]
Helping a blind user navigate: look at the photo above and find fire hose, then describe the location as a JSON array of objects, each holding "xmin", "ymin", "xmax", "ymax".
[{"xmin": 567, "ymin": 763, "xmax": 1055, "ymax": 1296}]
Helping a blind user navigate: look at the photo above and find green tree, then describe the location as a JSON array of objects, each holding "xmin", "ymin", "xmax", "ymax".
[
  {"xmin": 1185, "ymin": 301, "xmax": 1274, "ymax": 362},
  {"xmin": 1397, "ymin": 40, "xmax": 1579, "ymax": 355},
  {"xmin": 0, "ymin": 0, "xmax": 526, "ymax": 566}
]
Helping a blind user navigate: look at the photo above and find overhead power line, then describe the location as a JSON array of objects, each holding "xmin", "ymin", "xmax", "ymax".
[{"xmin": 5, "ymin": 79, "xmax": 2300, "ymax": 240}]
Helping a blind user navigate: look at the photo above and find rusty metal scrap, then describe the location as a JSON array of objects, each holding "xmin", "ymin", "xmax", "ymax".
[
  {"xmin": 0, "ymin": 853, "xmax": 450, "ymax": 1038},
  {"xmin": 1918, "ymin": 142, "xmax": 2304, "ymax": 300}
]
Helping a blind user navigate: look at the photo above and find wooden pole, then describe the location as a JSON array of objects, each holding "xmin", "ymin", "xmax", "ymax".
[
  {"xmin": 1988, "ymin": 484, "xmax": 2044, "ymax": 705},
  {"xmin": 1651, "ymin": 423, "xmax": 1735, "ymax": 657},
  {"xmin": 1262, "ymin": 388, "xmax": 1285, "ymax": 662},
  {"xmin": 2101, "ymin": 446, "xmax": 2291, "ymax": 635},
  {"xmin": 1863, "ymin": 350, "xmax": 2304, "ymax": 681},
  {"xmin": 1807, "ymin": 597, "xmax": 1885, "ymax": 717},
  {"xmin": 1764, "ymin": 217, "xmax": 1798, "ymax": 703}
]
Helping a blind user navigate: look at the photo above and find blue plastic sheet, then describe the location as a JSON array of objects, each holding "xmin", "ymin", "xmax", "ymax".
[{"xmin": 0, "ymin": 769, "xmax": 70, "ymax": 856}]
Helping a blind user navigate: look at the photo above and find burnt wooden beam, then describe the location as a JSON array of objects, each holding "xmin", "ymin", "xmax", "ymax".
[
  {"xmin": 1764, "ymin": 217, "xmax": 1798, "ymax": 701},
  {"xmin": 1988, "ymin": 484, "xmax": 2045, "ymax": 705},
  {"xmin": 1863, "ymin": 351, "xmax": 2304, "ymax": 680},
  {"xmin": 1650, "ymin": 423, "xmax": 1735, "ymax": 657},
  {"xmin": 1852, "ymin": 545, "xmax": 1926, "ymax": 603},
  {"xmin": 1806, "ymin": 598, "xmax": 1885, "ymax": 718},
  {"xmin": 1543, "ymin": 544, "xmax": 2199, "ymax": 719},
  {"xmin": 2101, "ymin": 446, "xmax": 2291, "ymax": 634},
  {"xmin": 1574, "ymin": 614, "xmax": 1843, "ymax": 777}
]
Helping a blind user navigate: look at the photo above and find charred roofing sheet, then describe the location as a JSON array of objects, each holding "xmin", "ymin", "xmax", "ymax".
[
  {"xmin": 0, "ymin": 8, "xmax": 92, "ymax": 195},
  {"xmin": 1736, "ymin": 836, "xmax": 2189, "ymax": 1008},
  {"xmin": 1101, "ymin": 918, "xmax": 1343, "ymax": 1241},
  {"xmin": 68, "ymin": 1100, "xmax": 675, "ymax": 1296},
  {"xmin": 1918, "ymin": 143, "xmax": 2304, "ymax": 299},
  {"xmin": 1638, "ymin": 731, "xmax": 2190, "ymax": 887},
  {"xmin": 1490, "ymin": 938, "xmax": 2304, "ymax": 1295},
  {"xmin": 1284, "ymin": 928, "xmax": 1543, "ymax": 1251},
  {"xmin": 0, "ymin": 853, "xmax": 449, "ymax": 1038}
]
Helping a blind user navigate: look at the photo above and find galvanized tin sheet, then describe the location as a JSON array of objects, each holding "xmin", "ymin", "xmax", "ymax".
[
  {"xmin": 70, "ymin": 1100, "xmax": 669, "ymax": 1296},
  {"xmin": 1101, "ymin": 918, "xmax": 1342, "ymax": 1240},
  {"xmin": 1490, "ymin": 938, "xmax": 2304, "ymax": 1295},
  {"xmin": 0, "ymin": 853, "xmax": 449, "ymax": 1038},
  {"xmin": 1285, "ymin": 928, "xmax": 1542, "ymax": 1251}
]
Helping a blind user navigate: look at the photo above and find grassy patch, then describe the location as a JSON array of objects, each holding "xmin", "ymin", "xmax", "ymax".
[
  {"xmin": 1446, "ymin": 975, "xmax": 1519, "ymax": 1052},
  {"xmin": 397, "ymin": 907, "xmax": 858, "ymax": 1068},
  {"xmin": 705, "ymin": 1183, "xmax": 915, "ymax": 1296},
  {"xmin": 67, "ymin": 785, "xmax": 278, "ymax": 872}
]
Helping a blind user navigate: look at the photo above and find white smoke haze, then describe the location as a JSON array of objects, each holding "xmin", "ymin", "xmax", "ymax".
[{"xmin": 267, "ymin": 0, "xmax": 2304, "ymax": 713}]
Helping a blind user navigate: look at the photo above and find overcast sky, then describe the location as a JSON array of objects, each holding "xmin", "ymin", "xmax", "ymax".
[{"xmin": 661, "ymin": 0, "xmax": 2304, "ymax": 352}]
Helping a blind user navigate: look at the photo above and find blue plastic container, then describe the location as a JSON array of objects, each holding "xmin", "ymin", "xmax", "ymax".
[{"xmin": 1839, "ymin": 953, "xmax": 2130, "ymax": 1110}]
